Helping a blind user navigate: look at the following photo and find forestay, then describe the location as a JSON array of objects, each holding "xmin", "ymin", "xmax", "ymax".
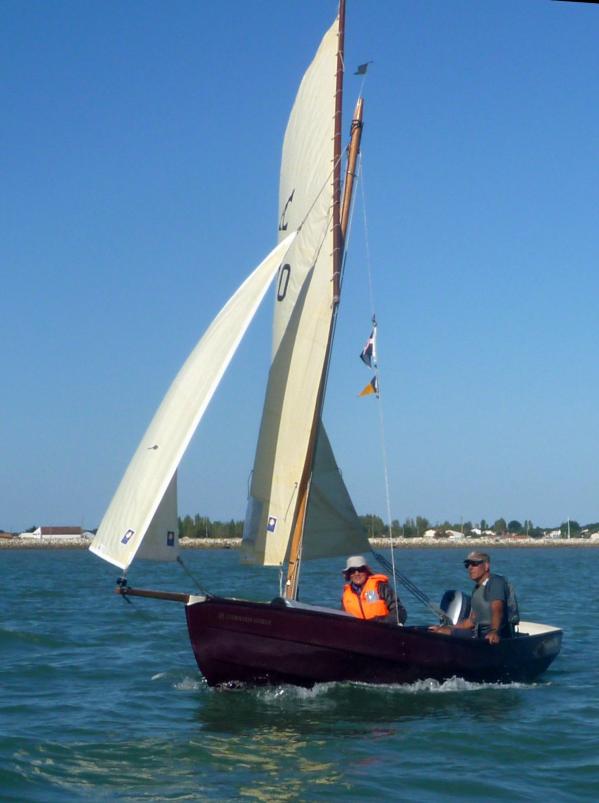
[
  {"xmin": 241, "ymin": 21, "xmax": 343, "ymax": 567},
  {"xmin": 90, "ymin": 233, "xmax": 296, "ymax": 572}
]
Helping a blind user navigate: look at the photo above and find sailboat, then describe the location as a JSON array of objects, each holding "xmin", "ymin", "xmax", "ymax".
[{"xmin": 90, "ymin": 1, "xmax": 562, "ymax": 687}]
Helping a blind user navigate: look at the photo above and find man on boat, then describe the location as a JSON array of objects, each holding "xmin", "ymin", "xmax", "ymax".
[
  {"xmin": 341, "ymin": 555, "xmax": 407, "ymax": 624},
  {"xmin": 430, "ymin": 551, "xmax": 511, "ymax": 643}
]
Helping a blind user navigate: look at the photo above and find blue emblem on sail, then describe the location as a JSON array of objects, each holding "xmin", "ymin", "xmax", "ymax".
[
  {"xmin": 167, "ymin": 530, "xmax": 175, "ymax": 547},
  {"xmin": 267, "ymin": 516, "xmax": 277, "ymax": 533},
  {"xmin": 121, "ymin": 528, "xmax": 135, "ymax": 544}
]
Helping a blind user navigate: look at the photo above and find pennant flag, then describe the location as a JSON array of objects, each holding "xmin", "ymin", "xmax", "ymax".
[
  {"xmin": 359, "ymin": 376, "xmax": 379, "ymax": 398},
  {"xmin": 354, "ymin": 61, "xmax": 373, "ymax": 76},
  {"xmin": 360, "ymin": 326, "xmax": 377, "ymax": 368}
]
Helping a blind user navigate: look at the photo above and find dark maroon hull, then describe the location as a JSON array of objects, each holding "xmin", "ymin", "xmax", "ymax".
[{"xmin": 185, "ymin": 597, "xmax": 562, "ymax": 687}]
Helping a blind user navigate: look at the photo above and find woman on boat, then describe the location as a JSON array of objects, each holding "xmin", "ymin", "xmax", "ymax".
[{"xmin": 341, "ymin": 555, "xmax": 407, "ymax": 624}]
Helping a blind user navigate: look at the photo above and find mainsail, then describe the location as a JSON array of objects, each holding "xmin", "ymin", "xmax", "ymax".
[
  {"xmin": 241, "ymin": 15, "xmax": 369, "ymax": 568},
  {"xmin": 90, "ymin": 233, "xmax": 296, "ymax": 572}
]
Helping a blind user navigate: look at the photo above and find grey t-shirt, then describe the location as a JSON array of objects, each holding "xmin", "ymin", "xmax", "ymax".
[{"xmin": 470, "ymin": 574, "xmax": 508, "ymax": 635}]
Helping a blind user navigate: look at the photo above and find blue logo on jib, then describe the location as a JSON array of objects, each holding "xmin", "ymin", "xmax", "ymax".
[{"xmin": 121, "ymin": 529, "xmax": 135, "ymax": 544}]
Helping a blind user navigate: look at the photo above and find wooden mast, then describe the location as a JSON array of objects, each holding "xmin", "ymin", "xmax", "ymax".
[
  {"xmin": 331, "ymin": 0, "xmax": 346, "ymax": 305},
  {"xmin": 284, "ymin": 0, "xmax": 364, "ymax": 600},
  {"xmin": 340, "ymin": 97, "xmax": 364, "ymax": 239},
  {"xmin": 284, "ymin": 0, "xmax": 346, "ymax": 600}
]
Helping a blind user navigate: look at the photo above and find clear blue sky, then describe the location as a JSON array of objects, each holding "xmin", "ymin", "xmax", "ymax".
[{"xmin": 2, "ymin": 0, "xmax": 598, "ymax": 533}]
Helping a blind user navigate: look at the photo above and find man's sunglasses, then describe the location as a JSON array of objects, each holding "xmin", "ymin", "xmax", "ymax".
[
  {"xmin": 349, "ymin": 566, "xmax": 367, "ymax": 574},
  {"xmin": 463, "ymin": 559, "xmax": 484, "ymax": 568}
]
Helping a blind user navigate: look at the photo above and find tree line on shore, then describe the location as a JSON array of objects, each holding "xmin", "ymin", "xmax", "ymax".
[
  {"xmin": 11, "ymin": 515, "xmax": 596, "ymax": 539},
  {"xmin": 177, "ymin": 514, "xmax": 599, "ymax": 540}
]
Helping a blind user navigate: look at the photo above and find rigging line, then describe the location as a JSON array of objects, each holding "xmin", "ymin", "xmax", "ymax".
[
  {"xmin": 176, "ymin": 555, "xmax": 206, "ymax": 594},
  {"xmin": 295, "ymin": 151, "xmax": 344, "ymax": 235},
  {"xmin": 375, "ymin": 384, "xmax": 402, "ymax": 624},
  {"xmin": 375, "ymin": 551, "xmax": 448, "ymax": 619},
  {"xmin": 358, "ymin": 156, "xmax": 377, "ymax": 320},
  {"xmin": 373, "ymin": 552, "xmax": 428, "ymax": 605},
  {"xmin": 357, "ymin": 156, "xmax": 402, "ymax": 622},
  {"xmin": 116, "ymin": 581, "xmax": 155, "ymax": 621},
  {"xmin": 373, "ymin": 551, "xmax": 449, "ymax": 622},
  {"xmin": 121, "ymin": 597, "xmax": 154, "ymax": 621}
]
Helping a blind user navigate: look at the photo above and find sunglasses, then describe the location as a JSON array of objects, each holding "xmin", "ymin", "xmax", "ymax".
[
  {"xmin": 463, "ymin": 559, "xmax": 484, "ymax": 568},
  {"xmin": 348, "ymin": 566, "xmax": 367, "ymax": 574}
]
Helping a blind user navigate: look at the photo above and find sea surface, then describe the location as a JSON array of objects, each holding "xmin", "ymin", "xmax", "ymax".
[{"xmin": 1, "ymin": 547, "xmax": 598, "ymax": 801}]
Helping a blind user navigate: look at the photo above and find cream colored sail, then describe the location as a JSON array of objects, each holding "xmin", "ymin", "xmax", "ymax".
[
  {"xmin": 90, "ymin": 233, "xmax": 296, "ymax": 572},
  {"xmin": 135, "ymin": 471, "xmax": 179, "ymax": 562},
  {"xmin": 301, "ymin": 425, "xmax": 370, "ymax": 560},
  {"xmin": 272, "ymin": 20, "xmax": 339, "ymax": 353},
  {"xmin": 241, "ymin": 20, "xmax": 343, "ymax": 566}
]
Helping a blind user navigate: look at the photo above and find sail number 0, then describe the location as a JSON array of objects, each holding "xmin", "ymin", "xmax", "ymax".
[{"xmin": 277, "ymin": 264, "xmax": 291, "ymax": 301}]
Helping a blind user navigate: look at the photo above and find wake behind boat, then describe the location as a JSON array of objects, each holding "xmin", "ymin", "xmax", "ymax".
[{"xmin": 90, "ymin": 0, "xmax": 562, "ymax": 688}]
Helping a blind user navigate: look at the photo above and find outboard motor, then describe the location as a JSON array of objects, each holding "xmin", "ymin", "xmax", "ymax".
[{"xmin": 439, "ymin": 590, "xmax": 471, "ymax": 625}]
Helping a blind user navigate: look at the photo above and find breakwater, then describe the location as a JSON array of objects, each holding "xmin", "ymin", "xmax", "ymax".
[{"xmin": 2, "ymin": 536, "xmax": 597, "ymax": 550}]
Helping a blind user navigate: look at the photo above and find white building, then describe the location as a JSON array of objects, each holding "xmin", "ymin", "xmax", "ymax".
[{"xmin": 19, "ymin": 526, "xmax": 85, "ymax": 541}]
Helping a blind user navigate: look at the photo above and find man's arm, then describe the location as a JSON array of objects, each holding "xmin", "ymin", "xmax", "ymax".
[
  {"xmin": 485, "ymin": 599, "xmax": 505, "ymax": 644},
  {"xmin": 429, "ymin": 614, "xmax": 475, "ymax": 635},
  {"xmin": 484, "ymin": 576, "xmax": 508, "ymax": 644},
  {"xmin": 451, "ymin": 615, "xmax": 475, "ymax": 631}
]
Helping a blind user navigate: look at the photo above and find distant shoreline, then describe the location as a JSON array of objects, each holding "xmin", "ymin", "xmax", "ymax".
[{"xmin": 2, "ymin": 536, "xmax": 598, "ymax": 550}]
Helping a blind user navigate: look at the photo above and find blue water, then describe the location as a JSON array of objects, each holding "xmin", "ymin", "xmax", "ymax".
[{"xmin": 1, "ymin": 547, "xmax": 598, "ymax": 801}]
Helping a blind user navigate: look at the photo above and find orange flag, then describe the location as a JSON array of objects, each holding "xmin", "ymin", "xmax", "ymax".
[{"xmin": 359, "ymin": 376, "xmax": 379, "ymax": 398}]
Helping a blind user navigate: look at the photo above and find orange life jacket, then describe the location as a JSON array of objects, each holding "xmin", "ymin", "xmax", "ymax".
[{"xmin": 342, "ymin": 573, "xmax": 390, "ymax": 620}]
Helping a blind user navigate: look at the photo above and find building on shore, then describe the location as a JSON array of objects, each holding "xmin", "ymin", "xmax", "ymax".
[{"xmin": 18, "ymin": 526, "xmax": 92, "ymax": 541}]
